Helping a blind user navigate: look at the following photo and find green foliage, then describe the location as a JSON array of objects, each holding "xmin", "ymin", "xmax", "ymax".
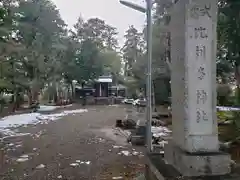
[
  {"xmin": 99, "ymin": 49, "xmax": 122, "ymax": 83},
  {"xmin": 63, "ymin": 16, "xmax": 120, "ymax": 85},
  {"xmin": 122, "ymin": 25, "xmax": 145, "ymax": 77},
  {"xmin": 76, "ymin": 39, "xmax": 103, "ymax": 81},
  {"xmin": 217, "ymin": 1, "xmax": 240, "ymax": 102},
  {"xmin": 121, "ymin": 1, "xmax": 171, "ymax": 101},
  {"xmin": 0, "ymin": 78, "xmax": 13, "ymax": 90},
  {"xmin": 217, "ymin": 84, "xmax": 233, "ymax": 106},
  {"xmin": 154, "ymin": 77, "xmax": 171, "ymax": 105},
  {"xmin": 217, "ymin": 111, "xmax": 234, "ymax": 123},
  {"xmin": 217, "ymin": 1, "xmax": 240, "ymax": 132},
  {"xmin": 0, "ymin": 0, "xmax": 121, "ymax": 110}
]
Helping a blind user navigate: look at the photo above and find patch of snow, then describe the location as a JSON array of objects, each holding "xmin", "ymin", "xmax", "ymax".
[
  {"xmin": 15, "ymin": 144, "xmax": 22, "ymax": 148},
  {"xmin": 123, "ymin": 130, "xmax": 131, "ymax": 137},
  {"xmin": 112, "ymin": 176, "xmax": 123, "ymax": 179},
  {"xmin": 37, "ymin": 113, "xmax": 65, "ymax": 121},
  {"xmin": 113, "ymin": 145, "xmax": 124, "ymax": 149},
  {"xmin": 0, "ymin": 109, "xmax": 88, "ymax": 137},
  {"xmin": 230, "ymin": 160, "xmax": 236, "ymax": 166},
  {"xmin": 75, "ymin": 160, "xmax": 91, "ymax": 165},
  {"xmin": 38, "ymin": 105, "xmax": 57, "ymax": 112},
  {"xmin": 223, "ymin": 120, "xmax": 232, "ymax": 124},
  {"xmin": 120, "ymin": 150, "xmax": 131, "ymax": 156},
  {"xmin": 64, "ymin": 109, "xmax": 88, "ymax": 114},
  {"xmin": 153, "ymin": 132, "xmax": 168, "ymax": 138},
  {"xmin": 85, "ymin": 161, "xmax": 90, "ymax": 165},
  {"xmin": 33, "ymin": 130, "xmax": 44, "ymax": 139},
  {"xmin": 7, "ymin": 148, "xmax": 16, "ymax": 152},
  {"xmin": 0, "ymin": 131, "xmax": 30, "ymax": 140},
  {"xmin": 70, "ymin": 163, "xmax": 79, "ymax": 167},
  {"xmin": 57, "ymin": 175, "xmax": 63, "ymax": 179},
  {"xmin": 109, "ymin": 105, "xmax": 119, "ymax": 107},
  {"xmin": 37, "ymin": 109, "xmax": 88, "ymax": 121},
  {"xmin": 217, "ymin": 106, "xmax": 240, "ymax": 111},
  {"xmin": 36, "ymin": 164, "xmax": 45, "ymax": 169},
  {"xmin": 0, "ymin": 109, "xmax": 87, "ymax": 129},
  {"xmin": 132, "ymin": 151, "xmax": 139, "ymax": 156},
  {"xmin": 20, "ymin": 154, "xmax": 29, "ymax": 158},
  {"xmin": 0, "ymin": 113, "xmax": 40, "ymax": 128},
  {"xmin": 38, "ymin": 104, "xmax": 73, "ymax": 112},
  {"xmin": 65, "ymin": 104, "xmax": 73, "ymax": 107},
  {"xmin": 22, "ymin": 105, "xmax": 29, "ymax": 108},
  {"xmin": 151, "ymin": 126, "xmax": 171, "ymax": 138},
  {"xmin": 16, "ymin": 154, "xmax": 29, "ymax": 162},
  {"xmin": 8, "ymin": 143, "xmax": 14, "ymax": 147},
  {"xmin": 158, "ymin": 140, "xmax": 168, "ymax": 147},
  {"xmin": 97, "ymin": 137, "xmax": 105, "ymax": 143}
]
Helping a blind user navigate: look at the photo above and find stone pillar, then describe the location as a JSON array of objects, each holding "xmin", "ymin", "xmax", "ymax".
[{"xmin": 164, "ymin": 0, "xmax": 230, "ymax": 176}]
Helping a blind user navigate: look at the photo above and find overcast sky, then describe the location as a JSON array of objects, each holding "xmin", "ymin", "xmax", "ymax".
[{"xmin": 51, "ymin": 0, "xmax": 146, "ymax": 45}]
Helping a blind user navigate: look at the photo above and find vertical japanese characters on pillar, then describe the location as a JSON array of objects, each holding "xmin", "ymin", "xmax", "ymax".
[{"xmin": 187, "ymin": 2, "xmax": 213, "ymax": 135}]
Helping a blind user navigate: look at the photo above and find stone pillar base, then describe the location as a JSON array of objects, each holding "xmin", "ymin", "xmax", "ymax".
[{"xmin": 164, "ymin": 140, "xmax": 231, "ymax": 176}]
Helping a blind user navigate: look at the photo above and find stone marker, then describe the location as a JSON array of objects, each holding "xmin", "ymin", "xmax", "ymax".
[{"xmin": 164, "ymin": 0, "xmax": 231, "ymax": 176}]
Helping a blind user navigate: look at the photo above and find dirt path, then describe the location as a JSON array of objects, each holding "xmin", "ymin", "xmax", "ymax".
[{"xmin": 0, "ymin": 105, "xmax": 146, "ymax": 180}]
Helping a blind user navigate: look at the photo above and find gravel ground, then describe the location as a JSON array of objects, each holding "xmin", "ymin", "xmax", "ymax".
[{"xmin": 0, "ymin": 105, "xmax": 146, "ymax": 180}]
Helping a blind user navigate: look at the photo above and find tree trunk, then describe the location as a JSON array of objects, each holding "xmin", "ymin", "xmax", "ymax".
[
  {"xmin": 12, "ymin": 90, "xmax": 17, "ymax": 112},
  {"xmin": 70, "ymin": 83, "xmax": 74, "ymax": 100},
  {"xmin": 0, "ymin": 91, "xmax": 4, "ymax": 113},
  {"xmin": 47, "ymin": 83, "xmax": 51, "ymax": 103},
  {"xmin": 165, "ymin": 32, "xmax": 171, "ymax": 71},
  {"xmin": 53, "ymin": 89, "xmax": 57, "ymax": 104},
  {"xmin": 67, "ymin": 86, "xmax": 70, "ymax": 101},
  {"xmin": 27, "ymin": 90, "xmax": 33, "ymax": 107},
  {"xmin": 32, "ymin": 89, "xmax": 39, "ymax": 103},
  {"xmin": 235, "ymin": 63, "xmax": 240, "ymax": 105},
  {"xmin": 82, "ymin": 82, "xmax": 86, "ymax": 106},
  {"xmin": 56, "ymin": 82, "xmax": 60, "ymax": 105}
]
